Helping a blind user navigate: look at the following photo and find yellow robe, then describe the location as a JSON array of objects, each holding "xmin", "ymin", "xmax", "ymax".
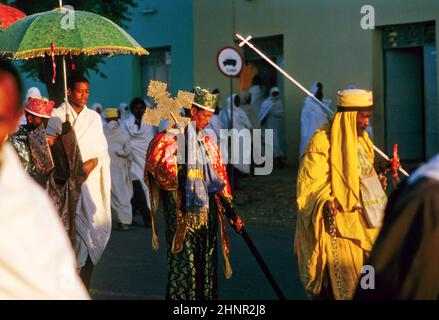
[{"xmin": 295, "ymin": 114, "xmax": 380, "ymax": 300}]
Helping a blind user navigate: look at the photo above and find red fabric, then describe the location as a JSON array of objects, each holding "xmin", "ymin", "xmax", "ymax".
[
  {"xmin": 145, "ymin": 130, "xmax": 233, "ymax": 199},
  {"xmin": 51, "ymin": 41, "xmax": 56, "ymax": 84},
  {"xmin": 24, "ymin": 97, "xmax": 55, "ymax": 118},
  {"xmin": 0, "ymin": 4, "xmax": 26, "ymax": 30}
]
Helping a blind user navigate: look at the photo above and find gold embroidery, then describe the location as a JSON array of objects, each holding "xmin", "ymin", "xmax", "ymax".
[
  {"xmin": 187, "ymin": 168, "xmax": 204, "ymax": 179},
  {"xmin": 185, "ymin": 209, "xmax": 209, "ymax": 232}
]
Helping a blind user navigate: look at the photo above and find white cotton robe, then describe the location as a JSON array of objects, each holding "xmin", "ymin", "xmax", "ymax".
[
  {"xmin": 104, "ymin": 120, "xmax": 133, "ymax": 225},
  {"xmin": 258, "ymin": 94, "xmax": 285, "ymax": 158},
  {"xmin": 221, "ymin": 95, "xmax": 253, "ymax": 174},
  {"xmin": 249, "ymin": 85, "xmax": 265, "ymax": 112},
  {"xmin": 122, "ymin": 114, "xmax": 155, "ymax": 209},
  {"xmin": 299, "ymin": 96, "xmax": 331, "ymax": 157},
  {"xmin": 206, "ymin": 114, "xmax": 228, "ymax": 161},
  {"xmin": 0, "ymin": 144, "xmax": 89, "ymax": 299},
  {"xmin": 47, "ymin": 103, "xmax": 112, "ymax": 268}
]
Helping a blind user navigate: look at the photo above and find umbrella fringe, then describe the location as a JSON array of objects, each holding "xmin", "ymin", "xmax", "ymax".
[{"xmin": 3, "ymin": 46, "xmax": 149, "ymax": 59}]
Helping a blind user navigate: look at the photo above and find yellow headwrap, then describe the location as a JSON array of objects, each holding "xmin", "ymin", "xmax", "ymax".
[
  {"xmin": 104, "ymin": 108, "xmax": 118, "ymax": 118},
  {"xmin": 330, "ymin": 91, "xmax": 375, "ymax": 212}
]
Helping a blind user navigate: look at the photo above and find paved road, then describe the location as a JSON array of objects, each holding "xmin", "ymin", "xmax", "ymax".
[{"xmin": 90, "ymin": 216, "xmax": 306, "ymax": 300}]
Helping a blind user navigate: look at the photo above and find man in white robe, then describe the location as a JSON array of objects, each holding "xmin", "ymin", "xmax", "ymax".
[
  {"xmin": 299, "ymin": 81, "xmax": 332, "ymax": 157},
  {"xmin": 249, "ymin": 75, "xmax": 265, "ymax": 113},
  {"xmin": 221, "ymin": 94, "xmax": 252, "ymax": 177},
  {"xmin": 118, "ymin": 102, "xmax": 130, "ymax": 122},
  {"xmin": 103, "ymin": 108, "xmax": 133, "ymax": 231},
  {"xmin": 206, "ymin": 89, "xmax": 227, "ymax": 161},
  {"xmin": 123, "ymin": 98, "xmax": 156, "ymax": 227},
  {"xmin": 91, "ymin": 102, "xmax": 105, "ymax": 125},
  {"xmin": 258, "ymin": 87, "xmax": 285, "ymax": 168},
  {"xmin": 0, "ymin": 60, "xmax": 89, "ymax": 299},
  {"xmin": 46, "ymin": 74, "xmax": 111, "ymax": 290}
]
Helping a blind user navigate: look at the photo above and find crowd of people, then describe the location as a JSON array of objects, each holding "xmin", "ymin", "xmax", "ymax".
[{"xmin": 0, "ymin": 57, "xmax": 437, "ymax": 300}]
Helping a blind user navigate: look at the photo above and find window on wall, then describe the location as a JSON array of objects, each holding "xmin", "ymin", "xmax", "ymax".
[
  {"xmin": 383, "ymin": 22, "xmax": 435, "ymax": 49},
  {"xmin": 141, "ymin": 47, "xmax": 172, "ymax": 102}
]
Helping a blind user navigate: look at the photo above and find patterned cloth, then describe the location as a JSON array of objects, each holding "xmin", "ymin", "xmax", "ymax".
[
  {"xmin": 9, "ymin": 126, "xmax": 39, "ymax": 183},
  {"xmin": 163, "ymin": 193, "xmax": 219, "ymax": 300},
  {"xmin": 8, "ymin": 125, "xmax": 54, "ymax": 187},
  {"xmin": 0, "ymin": 4, "xmax": 25, "ymax": 30},
  {"xmin": 145, "ymin": 126, "xmax": 234, "ymax": 300},
  {"xmin": 185, "ymin": 125, "xmax": 225, "ymax": 215}
]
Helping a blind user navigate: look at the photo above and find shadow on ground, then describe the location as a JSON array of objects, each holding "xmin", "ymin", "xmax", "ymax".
[{"xmin": 91, "ymin": 168, "xmax": 306, "ymax": 300}]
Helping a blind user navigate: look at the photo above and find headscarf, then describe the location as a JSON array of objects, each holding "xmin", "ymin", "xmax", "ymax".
[
  {"xmin": 118, "ymin": 102, "xmax": 130, "ymax": 121},
  {"xmin": 257, "ymin": 87, "xmax": 281, "ymax": 122},
  {"xmin": 91, "ymin": 103, "xmax": 103, "ymax": 115},
  {"xmin": 310, "ymin": 82, "xmax": 319, "ymax": 95},
  {"xmin": 330, "ymin": 89, "xmax": 375, "ymax": 212},
  {"xmin": 408, "ymin": 154, "xmax": 439, "ymax": 184}
]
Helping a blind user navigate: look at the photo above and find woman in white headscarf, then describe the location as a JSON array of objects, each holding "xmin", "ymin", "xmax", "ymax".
[
  {"xmin": 258, "ymin": 87, "xmax": 285, "ymax": 165},
  {"xmin": 299, "ymin": 82, "xmax": 332, "ymax": 157},
  {"xmin": 220, "ymin": 94, "xmax": 252, "ymax": 175},
  {"xmin": 249, "ymin": 75, "xmax": 265, "ymax": 114},
  {"xmin": 91, "ymin": 102, "xmax": 105, "ymax": 125},
  {"xmin": 239, "ymin": 90, "xmax": 260, "ymax": 129},
  {"xmin": 118, "ymin": 102, "xmax": 130, "ymax": 122}
]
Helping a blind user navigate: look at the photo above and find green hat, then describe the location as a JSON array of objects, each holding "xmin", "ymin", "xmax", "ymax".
[{"xmin": 191, "ymin": 87, "xmax": 219, "ymax": 112}]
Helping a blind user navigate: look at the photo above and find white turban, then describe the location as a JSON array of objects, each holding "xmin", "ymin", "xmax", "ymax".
[{"xmin": 25, "ymin": 87, "xmax": 42, "ymax": 101}]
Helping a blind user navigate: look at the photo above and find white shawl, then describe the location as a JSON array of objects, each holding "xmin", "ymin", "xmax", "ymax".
[
  {"xmin": 299, "ymin": 96, "xmax": 331, "ymax": 157},
  {"xmin": 220, "ymin": 95, "xmax": 253, "ymax": 174},
  {"xmin": 409, "ymin": 154, "xmax": 439, "ymax": 185},
  {"xmin": 104, "ymin": 120, "xmax": 133, "ymax": 225},
  {"xmin": 47, "ymin": 103, "xmax": 112, "ymax": 267},
  {"xmin": 0, "ymin": 144, "xmax": 89, "ymax": 299},
  {"xmin": 122, "ymin": 114, "xmax": 155, "ymax": 209}
]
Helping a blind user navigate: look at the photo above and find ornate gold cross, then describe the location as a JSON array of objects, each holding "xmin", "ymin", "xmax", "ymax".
[{"xmin": 143, "ymin": 80, "xmax": 194, "ymax": 130}]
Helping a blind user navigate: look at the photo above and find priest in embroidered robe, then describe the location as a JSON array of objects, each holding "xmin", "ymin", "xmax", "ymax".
[
  {"xmin": 145, "ymin": 87, "xmax": 243, "ymax": 300},
  {"xmin": 9, "ymin": 96, "xmax": 55, "ymax": 187},
  {"xmin": 46, "ymin": 74, "xmax": 111, "ymax": 290},
  {"xmin": 295, "ymin": 89, "xmax": 388, "ymax": 300}
]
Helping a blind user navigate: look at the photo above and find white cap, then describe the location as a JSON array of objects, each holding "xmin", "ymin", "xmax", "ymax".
[{"xmin": 25, "ymin": 87, "xmax": 42, "ymax": 101}]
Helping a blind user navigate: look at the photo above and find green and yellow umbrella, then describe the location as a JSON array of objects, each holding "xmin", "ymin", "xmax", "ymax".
[
  {"xmin": 0, "ymin": 4, "xmax": 148, "ymax": 103},
  {"xmin": 0, "ymin": 8, "xmax": 148, "ymax": 59}
]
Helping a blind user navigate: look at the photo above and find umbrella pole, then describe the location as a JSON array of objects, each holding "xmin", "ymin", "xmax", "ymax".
[
  {"xmin": 62, "ymin": 55, "xmax": 70, "ymax": 123},
  {"xmin": 59, "ymin": 0, "xmax": 67, "ymax": 109},
  {"xmin": 62, "ymin": 56, "xmax": 68, "ymax": 104}
]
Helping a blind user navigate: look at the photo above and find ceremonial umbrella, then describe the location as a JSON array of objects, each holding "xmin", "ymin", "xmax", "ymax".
[
  {"xmin": 0, "ymin": 3, "xmax": 148, "ymax": 103},
  {"xmin": 0, "ymin": 2, "xmax": 148, "ymax": 244},
  {"xmin": 0, "ymin": 4, "xmax": 26, "ymax": 30}
]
